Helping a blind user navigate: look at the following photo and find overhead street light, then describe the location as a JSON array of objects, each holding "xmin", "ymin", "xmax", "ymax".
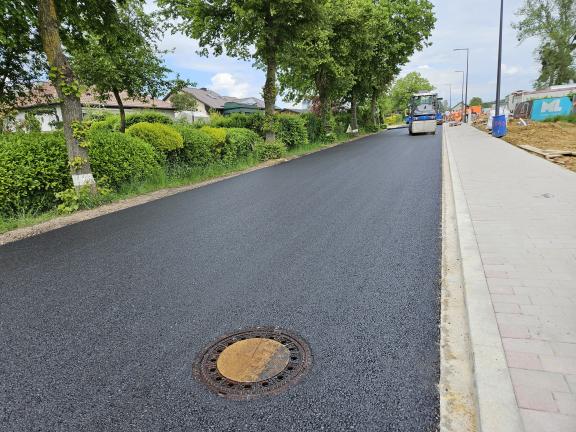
[
  {"xmin": 454, "ymin": 48, "xmax": 469, "ymax": 123},
  {"xmin": 455, "ymin": 71, "xmax": 465, "ymax": 122}
]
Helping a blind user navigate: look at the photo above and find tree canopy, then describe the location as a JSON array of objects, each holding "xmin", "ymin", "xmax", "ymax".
[
  {"xmin": 469, "ymin": 96, "xmax": 483, "ymax": 106},
  {"xmin": 382, "ymin": 72, "xmax": 435, "ymax": 114},
  {"xmin": 159, "ymin": 0, "xmax": 326, "ymax": 140},
  {"xmin": 513, "ymin": 0, "xmax": 576, "ymax": 88},
  {"xmin": 69, "ymin": 2, "xmax": 177, "ymax": 132}
]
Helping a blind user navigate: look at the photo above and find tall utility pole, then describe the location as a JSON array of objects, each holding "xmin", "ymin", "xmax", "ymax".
[
  {"xmin": 446, "ymin": 84, "xmax": 452, "ymax": 110},
  {"xmin": 495, "ymin": 0, "xmax": 504, "ymax": 117},
  {"xmin": 455, "ymin": 70, "xmax": 465, "ymax": 122},
  {"xmin": 454, "ymin": 48, "xmax": 469, "ymax": 122}
]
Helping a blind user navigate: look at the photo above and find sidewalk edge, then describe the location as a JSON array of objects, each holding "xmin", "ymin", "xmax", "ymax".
[{"xmin": 443, "ymin": 125, "xmax": 524, "ymax": 432}]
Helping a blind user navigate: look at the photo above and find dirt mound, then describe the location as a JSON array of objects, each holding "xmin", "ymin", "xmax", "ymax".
[{"xmin": 503, "ymin": 121, "xmax": 576, "ymax": 152}]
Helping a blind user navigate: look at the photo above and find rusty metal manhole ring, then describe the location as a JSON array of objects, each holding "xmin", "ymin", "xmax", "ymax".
[{"xmin": 193, "ymin": 327, "xmax": 312, "ymax": 400}]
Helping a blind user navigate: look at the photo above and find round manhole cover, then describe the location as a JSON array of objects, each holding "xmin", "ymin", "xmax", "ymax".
[{"xmin": 193, "ymin": 327, "xmax": 311, "ymax": 400}]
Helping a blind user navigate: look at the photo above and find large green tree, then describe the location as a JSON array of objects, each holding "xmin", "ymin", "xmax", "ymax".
[
  {"xmin": 0, "ymin": 1, "xmax": 45, "ymax": 122},
  {"xmin": 514, "ymin": 0, "xmax": 576, "ymax": 88},
  {"xmin": 384, "ymin": 72, "xmax": 434, "ymax": 114},
  {"xmin": 69, "ymin": 2, "xmax": 174, "ymax": 132},
  {"xmin": 159, "ymin": 0, "xmax": 325, "ymax": 141},
  {"xmin": 469, "ymin": 96, "xmax": 483, "ymax": 106}
]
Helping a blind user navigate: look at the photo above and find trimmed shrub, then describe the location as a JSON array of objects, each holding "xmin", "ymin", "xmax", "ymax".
[
  {"xmin": 126, "ymin": 122, "xmax": 184, "ymax": 153},
  {"xmin": 125, "ymin": 110, "xmax": 174, "ymax": 128},
  {"xmin": 274, "ymin": 114, "xmax": 308, "ymax": 149},
  {"xmin": 210, "ymin": 112, "xmax": 266, "ymax": 137},
  {"xmin": 254, "ymin": 141, "xmax": 286, "ymax": 161},
  {"xmin": 200, "ymin": 126, "xmax": 227, "ymax": 158},
  {"xmin": 90, "ymin": 116, "xmax": 120, "ymax": 132},
  {"xmin": 0, "ymin": 132, "xmax": 70, "ymax": 216},
  {"xmin": 87, "ymin": 129, "xmax": 161, "ymax": 188},
  {"xmin": 222, "ymin": 128, "xmax": 262, "ymax": 165},
  {"xmin": 173, "ymin": 125, "xmax": 217, "ymax": 167}
]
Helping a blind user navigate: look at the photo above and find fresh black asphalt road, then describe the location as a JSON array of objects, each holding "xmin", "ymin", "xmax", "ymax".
[{"xmin": 0, "ymin": 128, "xmax": 442, "ymax": 431}]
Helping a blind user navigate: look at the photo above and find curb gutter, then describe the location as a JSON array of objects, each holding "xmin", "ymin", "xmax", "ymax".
[{"xmin": 443, "ymin": 125, "xmax": 524, "ymax": 432}]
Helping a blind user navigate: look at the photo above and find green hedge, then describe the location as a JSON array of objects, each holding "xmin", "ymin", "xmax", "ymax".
[
  {"xmin": 0, "ymin": 132, "xmax": 70, "ymax": 217},
  {"xmin": 254, "ymin": 141, "xmax": 287, "ymax": 161},
  {"xmin": 126, "ymin": 122, "xmax": 184, "ymax": 153},
  {"xmin": 222, "ymin": 128, "xmax": 262, "ymax": 165},
  {"xmin": 200, "ymin": 126, "xmax": 227, "ymax": 159},
  {"xmin": 125, "ymin": 110, "xmax": 174, "ymax": 128},
  {"xmin": 210, "ymin": 113, "xmax": 266, "ymax": 137},
  {"xmin": 87, "ymin": 130, "xmax": 161, "ymax": 188},
  {"xmin": 174, "ymin": 125, "xmax": 217, "ymax": 167},
  {"xmin": 274, "ymin": 114, "xmax": 308, "ymax": 148}
]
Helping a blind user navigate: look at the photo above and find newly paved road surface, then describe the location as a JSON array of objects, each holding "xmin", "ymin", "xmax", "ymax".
[{"xmin": 0, "ymin": 128, "xmax": 442, "ymax": 431}]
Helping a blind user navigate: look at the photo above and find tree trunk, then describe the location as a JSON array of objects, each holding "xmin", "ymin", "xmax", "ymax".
[
  {"xmin": 371, "ymin": 89, "xmax": 379, "ymax": 128},
  {"xmin": 262, "ymin": 4, "xmax": 277, "ymax": 143},
  {"xmin": 112, "ymin": 88, "xmax": 126, "ymax": 133},
  {"xmin": 38, "ymin": 0, "xmax": 96, "ymax": 191},
  {"xmin": 350, "ymin": 92, "xmax": 358, "ymax": 134}
]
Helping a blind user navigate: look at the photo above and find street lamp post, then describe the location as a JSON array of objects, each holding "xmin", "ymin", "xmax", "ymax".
[
  {"xmin": 455, "ymin": 71, "xmax": 465, "ymax": 123},
  {"xmin": 446, "ymin": 84, "xmax": 452, "ymax": 110},
  {"xmin": 495, "ymin": 0, "xmax": 504, "ymax": 118},
  {"xmin": 454, "ymin": 48, "xmax": 469, "ymax": 123}
]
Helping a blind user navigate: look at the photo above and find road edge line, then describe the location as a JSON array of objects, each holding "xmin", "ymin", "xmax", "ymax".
[{"xmin": 443, "ymin": 125, "xmax": 524, "ymax": 432}]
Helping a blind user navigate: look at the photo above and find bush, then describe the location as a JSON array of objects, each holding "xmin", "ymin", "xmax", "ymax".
[
  {"xmin": 384, "ymin": 114, "xmax": 404, "ymax": 126},
  {"xmin": 254, "ymin": 141, "xmax": 287, "ymax": 161},
  {"xmin": 87, "ymin": 129, "xmax": 161, "ymax": 188},
  {"xmin": 274, "ymin": 114, "xmax": 308, "ymax": 149},
  {"xmin": 200, "ymin": 126, "xmax": 227, "ymax": 158},
  {"xmin": 210, "ymin": 112, "xmax": 266, "ymax": 137},
  {"xmin": 0, "ymin": 132, "xmax": 70, "ymax": 217},
  {"xmin": 90, "ymin": 116, "xmax": 119, "ymax": 132},
  {"xmin": 223, "ymin": 128, "xmax": 262, "ymax": 165},
  {"xmin": 301, "ymin": 112, "xmax": 323, "ymax": 143},
  {"xmin": 126, "ymin": 122, "xmax": 184, "ymax": 153},
  {"xmin": 173, "ymin": 125, "xmax": 217, "ymax": 167},
  {"xmin": 125, "ymin": 110, "xmax": 174, "ymax": 128}
]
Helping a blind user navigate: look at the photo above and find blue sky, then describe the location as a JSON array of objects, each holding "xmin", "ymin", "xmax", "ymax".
[{"xmin": 152, "ymin": 0, "xmax": 540, "ymax": 107}]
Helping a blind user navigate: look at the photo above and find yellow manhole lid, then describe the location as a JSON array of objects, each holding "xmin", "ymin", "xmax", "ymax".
[
  {"xmin": 193, "ymin": 327, "xmax": 312, "ymax": 400},
  {"xmin": 216, "ymin": 338, "xmax": 290, "ymax": 383}
]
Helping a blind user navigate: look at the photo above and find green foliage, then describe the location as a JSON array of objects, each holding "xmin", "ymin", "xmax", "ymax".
[
  {"xmin": 173, "ymin": 124, "xmax": 217, "ymax": 166},
  {"xmin": 254, "ymin": 141, "xmax": 287, "ymax": 161},
  {"xmin": 125, "ymin": 110, "xmax": 174, "ymax": 128},
  {"xmin": 87, "ymin": 129, "xmax": 161, "ymax": 188},
  {"xmin": 209, "ymin": 112, "xmax": 266, "ymax": 137},
  {"xmin": 15, "ymin": 112, "xmax": 42, "ymax": 133},
  {"xmin": 223, "ymin": 128, "xmax": 262, "ymax": 165},
  {"xmin": 542, "ymin": 113, "xmax": 576, "ymax": 123},
  {"xmin": 200, "ymin": 126, "xmax": 227, "ymax": 158},
  {"xmin": 170, "ymin": 91, "xmax": 198, "ymax": 111},
  {"xmin": 384, "ymin": 113, "xmax": 404, "ymax": 126},
  {"xmin": 273, "ymin": 114, "xmax": 308, "ymax": 149},
  {"xmin": 0, "ymin": 132, "xmax": 70, "ymax": 217},
  {"xmin": 90, "ymin": 116, "xmax": 120, "ymax": 132},
  {"xmin": 126, "ymin": 122, "xmax": 184, "ymax": 153},
  {"xmin": 469, "ymin": 97, "xmax": 483, "ymax": 106},
  {"xmin": 384, "ymin": 72, "xmax": 435, "ymax": 113},
  {"xmin": 513, "ymin": 0, "xmax": 576, "ymax": 88},
  {"xmin": 55, "ymin": 183, "xmax": 111, "ymax": 214},
  {"xmin": 301, "ymin": 112, "xmax": 325, "ymax": 143}
]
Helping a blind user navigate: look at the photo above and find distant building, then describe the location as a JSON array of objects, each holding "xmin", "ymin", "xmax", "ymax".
[
  {"xmin": 505, "ymin": 84, "xmax": 576, "ymax": 113},
  {"xmin": 14, "ymin": 82, "xmax": 174, "ymax": 131},
  {"xmin": 170, "ymin": 87, "xmax": 268, "ymax": 116}
]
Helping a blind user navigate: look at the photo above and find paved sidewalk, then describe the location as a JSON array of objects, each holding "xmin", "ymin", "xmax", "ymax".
[{"xmin": 446, "ymin": 125, "xmax": 576, "ymax": 432}]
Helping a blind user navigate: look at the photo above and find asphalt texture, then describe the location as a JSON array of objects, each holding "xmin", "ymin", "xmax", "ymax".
[{"xmin": 0, "ymin": 128, "xmax": 442, "ymax": 432}]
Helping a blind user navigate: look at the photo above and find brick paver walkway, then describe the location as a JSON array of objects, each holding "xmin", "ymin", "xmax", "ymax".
[{"xmin": 447, "ymin": 125, "xmax": 576, "ymax": 432}]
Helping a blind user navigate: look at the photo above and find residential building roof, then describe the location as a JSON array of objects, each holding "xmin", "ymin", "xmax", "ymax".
[
  {"xmin": 18, "ymin": 82, "xmax": 174, "ymax": 110},
  {"xmin": 177, "ymin": 87, "xmax": 265, "ymax": 110}
]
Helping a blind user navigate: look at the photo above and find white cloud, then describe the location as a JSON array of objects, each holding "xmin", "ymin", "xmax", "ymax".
[
  {"xmin": 418, "ymin": 65, "xmax": 431, "ymax": 69},
  {"xmin": 210, "ymin": 73, "xmax": 251, "ymax": 98},
  {"xmin": 502, "ymin": 64, "xmax": 520, "ymax": 75}
]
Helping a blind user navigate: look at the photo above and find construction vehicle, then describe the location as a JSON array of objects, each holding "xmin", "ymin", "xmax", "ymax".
[{"xmin": 407, "ymin": 92, "xmax": 439, "ymax": 135}]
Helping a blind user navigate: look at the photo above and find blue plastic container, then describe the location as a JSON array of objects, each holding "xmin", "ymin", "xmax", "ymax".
[{"xmin": 492, "ymin": 115, "xmax": 507, "ymax": 138}]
